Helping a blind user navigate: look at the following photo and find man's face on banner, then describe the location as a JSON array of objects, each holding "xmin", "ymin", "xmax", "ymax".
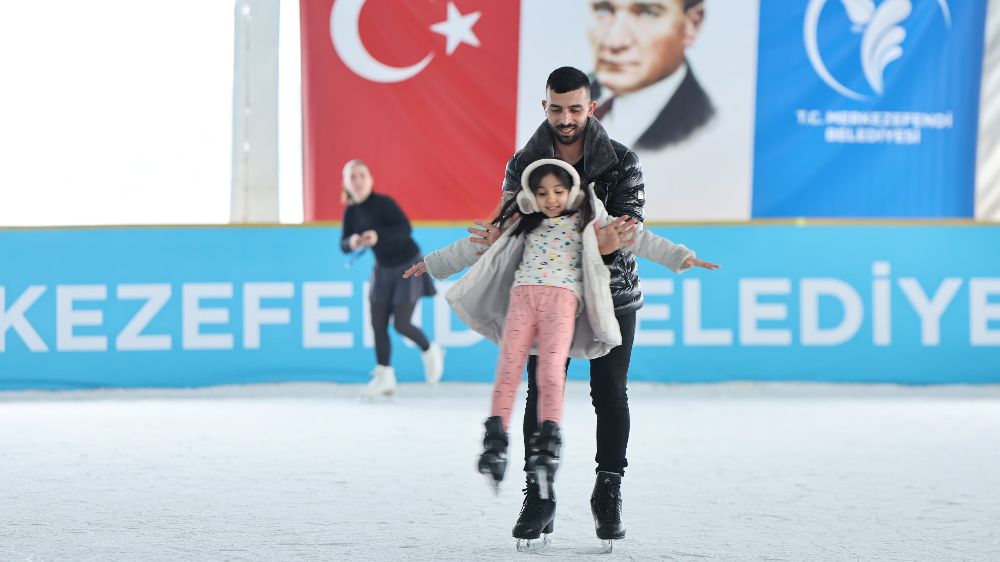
[
  {"xmin": 588, "ymin": 0, "xmax": 704, "ymax": 95},
  {"xmin": 543, "ymin": 87, "xmax": 596, "ymax": 145}
]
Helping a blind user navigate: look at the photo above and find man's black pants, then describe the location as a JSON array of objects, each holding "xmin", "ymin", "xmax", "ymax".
[{"xmin": 522, "ymin": 311, "xmax": 636, "ymax": 476}]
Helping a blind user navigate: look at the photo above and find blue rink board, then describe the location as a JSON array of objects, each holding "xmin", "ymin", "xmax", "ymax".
[{"xmin": 1, "ymin": 224, "xmax": 999, "ymax": 389}]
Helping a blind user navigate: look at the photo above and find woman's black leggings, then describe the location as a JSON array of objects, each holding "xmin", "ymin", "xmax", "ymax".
[{"xmin": 370, "ymin": 301, "xmax": 431, "ymax": 366}]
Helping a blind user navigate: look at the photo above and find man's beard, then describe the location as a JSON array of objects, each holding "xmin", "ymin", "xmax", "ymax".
[{"xmin": 549, "ymin": 121, "xmax": 584, "ymax": 145}]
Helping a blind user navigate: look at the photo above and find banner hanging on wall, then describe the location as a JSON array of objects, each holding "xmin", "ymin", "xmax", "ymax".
[
  {"xmin": 302, "ymin": 0, "xmax": 988, "ymax": 222},
  {"xmin": 751, "ymin": 0, "xmax": 987, "ymax": 218},
  {"xmin": 300, "ymin": 0, "xmax": 520, "ymax": 221}
]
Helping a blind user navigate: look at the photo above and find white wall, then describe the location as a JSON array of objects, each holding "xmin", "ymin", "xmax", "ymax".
[
  {"xmin": 977, "ymin": 0, "xmax": 1000, "ymax": 221},
  {"xmin": 0, "ymin": 1, "xmax": 234, "ymax": 226}
]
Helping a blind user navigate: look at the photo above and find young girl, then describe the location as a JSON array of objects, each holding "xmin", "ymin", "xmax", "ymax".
[
  {"xmin": 339, "ymin": 159, "xmax": 445, "ymax": 398},
  {"xmin": 404, "ymin": 159, "xmax": 718, "ymax": 539}
]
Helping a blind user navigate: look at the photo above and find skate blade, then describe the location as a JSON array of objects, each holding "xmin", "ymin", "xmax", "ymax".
[
  {"xmin": 515, "ymin": 535, "xmax": 552, "ymax": 552},
  {"xmin": 481, "ymin": 473, "xmax": 500, "ymax": 496},
  {"xmin": 536, "ymin": 466, "xmax": 548, "ymax": 500},
  {"xmin": 600, "ymin": 539, "xmax": 614, "ymax": 554}
]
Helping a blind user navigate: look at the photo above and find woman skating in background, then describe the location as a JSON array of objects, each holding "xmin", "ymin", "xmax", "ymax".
[{"xmin": 340, "ymin": 159, "xmax": 444, "ymax": 398}]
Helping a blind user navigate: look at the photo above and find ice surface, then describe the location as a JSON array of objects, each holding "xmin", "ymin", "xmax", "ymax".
[{"xmin": 2, "ymin": 381, "xmax": 999, "ymax": 560}]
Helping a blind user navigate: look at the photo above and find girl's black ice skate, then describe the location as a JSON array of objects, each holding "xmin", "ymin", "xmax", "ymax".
[
  {"xmin": 477, "ymin": 416, "xmax": 508, "ymax": 495},
  {"xmin": 526, "ymin": 420, "xmax": 561, "ymax": 500}
]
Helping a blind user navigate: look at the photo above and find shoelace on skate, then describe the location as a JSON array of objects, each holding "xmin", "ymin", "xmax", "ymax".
[
  {"xmin": 594, "ymin": 490, "xmax": 621, "ymax": 522},
  {"xmin": 518, "ymin": 484, "xmax": 545, "ymax": 518}
]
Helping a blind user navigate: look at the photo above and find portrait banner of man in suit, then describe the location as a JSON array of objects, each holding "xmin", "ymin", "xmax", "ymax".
[
  {"xmin": 516, "ymin": 0, "xmax": 758, "ymax": 221},
  {"xmin": 589, "ymin": 0, "xmax": 715, "ymax": 151}
]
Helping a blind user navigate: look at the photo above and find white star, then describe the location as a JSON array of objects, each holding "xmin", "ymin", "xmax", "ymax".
[{"xmin": 430, "ymin": 2, "xmax": 481, "ymax": 56}]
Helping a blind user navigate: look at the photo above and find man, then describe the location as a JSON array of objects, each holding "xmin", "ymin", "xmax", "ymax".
[
  {"xmin": 587, "ymin": 0, "xmax": 713, "ymax": 150},
  {"xmin": 470, "ymin": 66, "xmax": 715, "ymax": 545}
]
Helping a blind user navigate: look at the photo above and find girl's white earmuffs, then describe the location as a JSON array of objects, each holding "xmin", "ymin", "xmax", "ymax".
[{"xmin": 517, "ymin": 158, "xmax": 588, "ymax": 214}]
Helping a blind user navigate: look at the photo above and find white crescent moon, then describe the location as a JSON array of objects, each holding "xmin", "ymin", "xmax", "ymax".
[{"xmin": 330, "ymin": 0, "xmax": 434, "ymax": 83}]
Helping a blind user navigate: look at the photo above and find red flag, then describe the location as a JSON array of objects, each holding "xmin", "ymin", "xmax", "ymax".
[{"xmin": 301, "ymin": 0, "xmax": 521, "ymax": 221}]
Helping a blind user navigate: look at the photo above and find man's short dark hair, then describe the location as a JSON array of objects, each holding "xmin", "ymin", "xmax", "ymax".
[{"xmin": 546, "ymin": 67, "xmax": 591, "ymax": 98}]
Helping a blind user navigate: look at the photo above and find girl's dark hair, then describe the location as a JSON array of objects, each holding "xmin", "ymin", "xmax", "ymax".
[{"xmin": 492, "ymin": 163, "xmax": 594, "ymax": 236}]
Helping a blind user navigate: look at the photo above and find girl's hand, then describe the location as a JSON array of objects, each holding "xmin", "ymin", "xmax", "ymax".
[
  {"xmin": 361, "ymin": 230, "xmax": 379, "ymax": 247},
  {"xmin": 403, "ymin": 261, "xmax": 427, "ymax": 278},
  {"xmin": 349, "ymin": 233, "xmax": 363, "ymax": 251},
  {"xmin": 684, "ymin": 256, "xmax": 720, "ymax": 270}
]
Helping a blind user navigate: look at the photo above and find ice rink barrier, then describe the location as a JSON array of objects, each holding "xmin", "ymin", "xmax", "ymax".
[{"xmin": 2, "ymin": 223, "xmax": 998, "ymax": 389}]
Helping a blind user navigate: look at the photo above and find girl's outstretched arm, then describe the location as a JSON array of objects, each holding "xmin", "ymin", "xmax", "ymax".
[
  {"xmin": 630, "ymin": 228, "xmax": 721, "ymax": 273},
  {"xmin": 593, "ymin": 197, "xmax": 719, "ymax": 273},
  {"xmin": 414, "ymin": 236, "xmax": 482, "ymax": 280}
]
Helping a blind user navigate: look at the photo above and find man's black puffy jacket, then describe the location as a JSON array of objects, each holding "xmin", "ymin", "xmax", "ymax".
[{"xmin": 501, "ymin": 117, "xmax": 646, "ymax": 314}]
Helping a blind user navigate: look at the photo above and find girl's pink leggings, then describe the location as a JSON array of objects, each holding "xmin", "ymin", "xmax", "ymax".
[{"xmin": 491, "ymin": 285, "xmax": 577, "ymax": 431}]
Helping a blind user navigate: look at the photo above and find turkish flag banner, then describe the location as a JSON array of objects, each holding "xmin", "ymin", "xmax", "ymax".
[{"xmin": 301, "ymin": 0, "xmax": 520, "ymax": 221}]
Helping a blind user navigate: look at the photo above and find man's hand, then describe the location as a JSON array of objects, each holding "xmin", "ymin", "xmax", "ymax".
[
  {"xmin": 467, "ymin": 214, "xmax": 518, "ymax": 256},
  {"xmin": 361, "ymin": 229, "xmax": 378, "ymax": 247},
  {"xmin": 683, "ymin": 256, "xmax": 720, "ymax": 270},
  {"xmin": 402, "ymin": 261, "xmax": 427, "ymax": 278},
  {"xmin": 594, "ymin": 215, "xmax": 638, "ymax": 256},
  {"xmin": 348, "ymin": 233, "xmax": 364, "ymax": 251}
]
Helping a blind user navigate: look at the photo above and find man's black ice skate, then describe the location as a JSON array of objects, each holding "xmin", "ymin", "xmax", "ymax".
[
  {"xmin": 526, "ymin": 420, "xmax": 561, "ymax": 500},
  {"xmin": 590, "ymin": 471, "xmax": 626, "ymax": 552},
  {"xmin": 477, "ymin": 416, "xmax": 508, "ymax": 495},
  {"xmin": 512, "ymin": 472, "xmax": 555, "ymax": 551}
]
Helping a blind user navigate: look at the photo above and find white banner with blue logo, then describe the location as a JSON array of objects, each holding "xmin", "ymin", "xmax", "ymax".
[{"xmin": 752, "ymin": 0, "xmax": 988, "ymax": 218}]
